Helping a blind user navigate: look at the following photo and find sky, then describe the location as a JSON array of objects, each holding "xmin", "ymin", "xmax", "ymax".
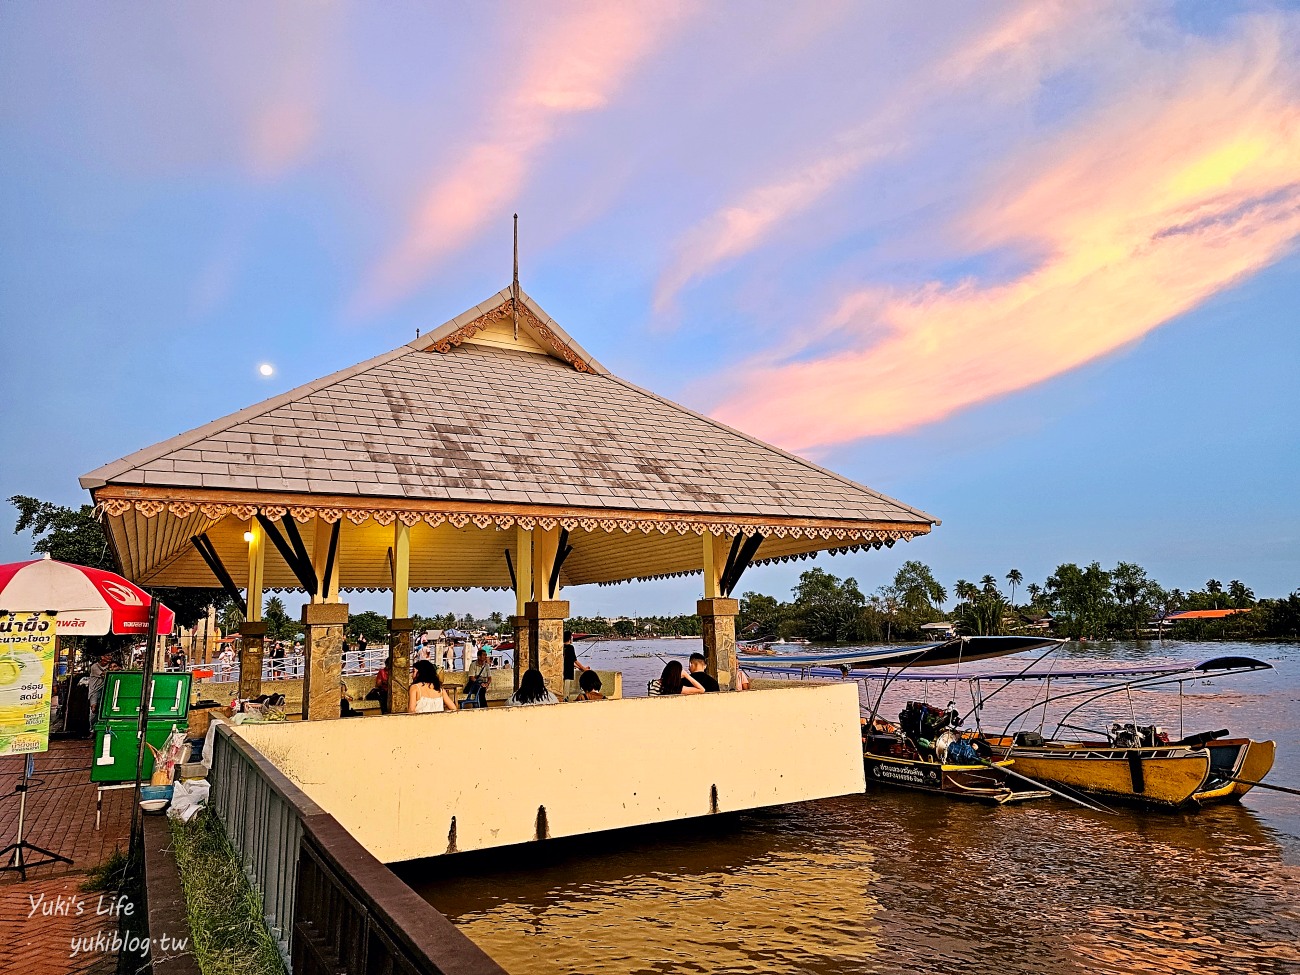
[{"xmin": 1, "ymin": 1, "xmax": 1298, "ymax": 619}]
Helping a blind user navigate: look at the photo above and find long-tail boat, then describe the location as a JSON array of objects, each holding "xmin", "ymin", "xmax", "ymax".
[
  {"xmin": 977, "ymin": 656, "xmax": 1276, "ymax": 809},
  {"xmin": 741, "ymin": 636, "xmax": 1063, "ymax": 805}
]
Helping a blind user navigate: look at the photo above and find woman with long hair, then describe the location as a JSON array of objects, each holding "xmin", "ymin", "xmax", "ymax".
[
  {"xmin": 409, "ymin": 659, "xmax": 458, "ymax": 713},
  {"xmin": 508, "ymin": 667, "xmax": 559, "ymax": 706},
  {"xmin": 658, "ymin": 660, "xmax": 706, "ymax": 696}
]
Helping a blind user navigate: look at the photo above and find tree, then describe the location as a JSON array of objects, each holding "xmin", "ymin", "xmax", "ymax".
[
  {"xmin": 263, "ymin": 596, "xmax": 294, "ymax": 641},
  {"xmin": 1206, "ymin": 579, "xmax": 1224, "ymax": 609},
  {"xmin": 792, "ymin": 568, "xmax": 867, "ymax": 643},
  {"xmin": 953, "ymin": 574, "xmax": 1007, "ymax": 635},
  {"xmin": 1110, "ymin": 562, "xmax": 1160, "ymax": 639},
  {"xmin": 739, "ymin": 591, "xmax": 785, "ymax": 638},
  {"xmin": 348, "ymin": 611, "xmax": 389, "ymax": 646},
  {"xmin": 1227, "ymin": 580, "xmax": 1254, "ymax": 608},
  {"xmin": 219, "ymin": 601, "xmax": 244, "ymax": 636},
  {"xmin": 1044, "ymin": 562, "xmax": 1113, "ymax": 639},
  {"xmin": 10, "ymin": 495, "xmax": 114, "ymax": 569},
  {"xmin": 11, "ymin": 494, "xmax": 229, "ymax": 629},
  {"xmin": 893, "ymin": 561, "xmax": 947, "ymax": 614},
  {"xmin": 1006, "ymin": 569, "xmax": 1023, "ymax": 608},
  {"xmin": 1025, "ymin": 583, "xmax": 1043, "ymax": 609}
]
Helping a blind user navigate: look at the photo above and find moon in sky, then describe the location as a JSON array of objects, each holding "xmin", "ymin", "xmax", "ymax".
[{"xmin": 258, "ymin": 363, "xmax": 274, "ymax": 377}]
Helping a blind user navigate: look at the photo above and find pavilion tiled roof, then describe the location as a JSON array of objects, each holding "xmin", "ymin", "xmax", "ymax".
[{"xmin": 82, "ymin": 289, "xmax": 936, "ymax": 529}]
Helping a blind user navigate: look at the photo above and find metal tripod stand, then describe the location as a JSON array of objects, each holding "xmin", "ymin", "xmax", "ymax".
[{"xmin": 0, "ymin": 753, "xmax": 73, "ymax": 880}]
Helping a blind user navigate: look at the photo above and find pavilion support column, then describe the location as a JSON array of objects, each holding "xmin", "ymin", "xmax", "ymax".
[
  {"xmin": 511, "ymin": 616, "xmax": 534, "ymax": 689},
  {"xmin": 525, "ymin": 600, "xmax": 569, "ymax": 700},
  {"xmin": 388, "ymin": 618, "xmax": 414, "ymax": 714},
  {"xmin": 389, "ymin": 522, "xmax": 412, "ymax": 714},
  {"xmin": 237, "ymin": 622, "xmax": 266, "ymax": 700},
  {"xmin": 240, "ymin": 520, "xmax": 266, "ymax": 698},
  {"xmin": 698, "ymin": 598, "xmax": 740, "ymax": 690},
  {"xmin": 512, "ymin": 526, "xmax": 534, "ymax": 690},
  {"xmin": 302, "ymin": 602, "xmax": 348, "ymax": 720}
]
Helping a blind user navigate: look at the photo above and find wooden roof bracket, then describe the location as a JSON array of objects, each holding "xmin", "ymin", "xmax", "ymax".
[
  {"xmin": 256, "ymin": 514, "xmax": 318, "ymax": 596},
  {"xmin": 190, "ymin": 533, "xmax": 247, "ymax": 616},
  {"xmin": 720, "ymin": 532, "xmax": 765, "ymax": 597}
]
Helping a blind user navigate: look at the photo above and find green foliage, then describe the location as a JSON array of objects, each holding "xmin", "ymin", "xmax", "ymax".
[
  {"xmin": 219, "ymin": 602, "xmax": 245, "ymax": 636},
  {"xmin": 794, "ymin": 568, "xmax": 868, "ymax": 643},
  {"xmin": 1110, "ymin": 561, "xmax": 1163, "ymax": 639},
  {"xmin": 892, "ymin": 561, "xmax": 947, "ymax": 614},
  {"xmin": 170, "ymin": 812, "xmax": 286, "ymax": 975},
  {"xmin": 347, "ymin": 610, "xmax": 389, "ymax": 645},
  {"xmin": 1044, "ymin": 562, "xmax": 1113, "ymax": 639},
  {"xmin": 11, "ymin": 494, "xmax": 115, "ymax": 568},
  {"xmin": 953, "ymin": 577, "xmax": 1007, "ymax": 635},
  {"xmin": 263, "ymin": 596, "xmax": 295, "ymax": 642},
  {"xmin": 10, "ymin": 494, "xmax": 228, "ymax": 629},
  {"xmin": 80, "ymin": 846, "xmax": 128, "ymax": 892},
  {"xmin": 739, "ymin": 591, "xmax": 786, "ymax": 638}
]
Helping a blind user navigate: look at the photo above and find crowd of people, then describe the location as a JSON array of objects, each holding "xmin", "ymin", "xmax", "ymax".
[{"xmin": 348, "ymin": 635, "xmax": 744, "ymax": 719}]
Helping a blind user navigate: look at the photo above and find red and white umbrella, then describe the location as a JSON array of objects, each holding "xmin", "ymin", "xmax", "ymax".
[{"xmin": 0, "ymin": 556, "xmax": 175, "ymax": 636}]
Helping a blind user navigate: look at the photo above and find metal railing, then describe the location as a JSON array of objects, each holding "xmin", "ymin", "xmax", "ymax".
[
  {"xmin": 210, "ymin": 724, "xmax": 505, "ymax": 975},
  {"xmin": 178, "ymin": 646, "xmax": 511, "ymax": 684}
]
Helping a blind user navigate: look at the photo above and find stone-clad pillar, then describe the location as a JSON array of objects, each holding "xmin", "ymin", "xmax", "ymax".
[
  {"xmin": 237, "ymin": 621, "xmax": 267, "ymax": 699},
  {"xmin": 302, "ymin": 602, "xmax": 348, "ymax": 720},
  {"xmin": 526, "ymin": 600, "xmax": 568, "ymax": 700},
  {"xmin": 699, "ymin": 597, "xmax": 740, "ymax": 690},
  {"xmin": 511, "ymin": 615, "xmax": 533, "ymax": 691},
  {"xmin": 388, "ymin": 617, "xmax": 414, "ymax": 714}
]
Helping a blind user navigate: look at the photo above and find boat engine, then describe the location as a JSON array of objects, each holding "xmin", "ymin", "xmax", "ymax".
[{"xmin": 1108, "ymin": 722, "xmax": 1169, "ymax": 748}]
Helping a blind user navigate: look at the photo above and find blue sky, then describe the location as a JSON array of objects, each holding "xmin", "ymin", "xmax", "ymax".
[{"xmin": 2, "ymin": 1, "xmax": 1298, "ymax": 617}]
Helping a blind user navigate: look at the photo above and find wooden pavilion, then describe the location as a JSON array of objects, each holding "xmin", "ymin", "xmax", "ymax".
[{"xmin": 81, "ymin": 287, "xmax": 937, "ymax": 718}]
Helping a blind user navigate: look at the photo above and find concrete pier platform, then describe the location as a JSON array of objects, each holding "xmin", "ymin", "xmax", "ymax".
[{"xmin": 235, "ymin": 684, "xmax": 864, "ymax": 863}]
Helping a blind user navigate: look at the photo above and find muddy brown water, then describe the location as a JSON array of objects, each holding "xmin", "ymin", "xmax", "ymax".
[{"xmin": 398, "ymin": 640, "xmax": 1300, "ymax": 974}]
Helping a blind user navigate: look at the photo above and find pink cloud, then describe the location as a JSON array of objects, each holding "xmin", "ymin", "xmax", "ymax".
[
  {"xmin": 711, "ymin": 17, "xmax": 1300, "ymax": 451},
  {"xmin": 653, "ymin": 1, "xmax": 1121, "ymax": 313},
  {"xmin": 357, "ymin": 1, "xmax": 691, "ymax": 313}
]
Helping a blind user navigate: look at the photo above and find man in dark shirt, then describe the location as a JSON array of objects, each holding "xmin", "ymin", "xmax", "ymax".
[
  {"xmin": 563, "ymin": 632, "xmax": 589, "ymax": 681},
  {"xmin": 687, "ymin": 652, "xmax": 720, "ymax": 692}
]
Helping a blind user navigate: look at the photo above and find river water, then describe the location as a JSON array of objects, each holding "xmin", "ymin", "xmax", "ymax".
[{"xmin": 400, "ymin": 639, "xmax": 1300, "ymax": 974}]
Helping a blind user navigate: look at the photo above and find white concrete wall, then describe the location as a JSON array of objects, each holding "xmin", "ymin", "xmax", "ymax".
[{"xmin": 235, "ymin": 684, "xmax": 864, "ymax": 863}]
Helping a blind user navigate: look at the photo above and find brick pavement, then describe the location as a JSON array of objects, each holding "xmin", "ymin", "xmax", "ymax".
[
  {"xmin": 0, "ymin": 875, "xmax": 120, "ymax": 975},
  {"xmin": 1, "ymin": 739, "xmax": 133, "ymax": 975}
]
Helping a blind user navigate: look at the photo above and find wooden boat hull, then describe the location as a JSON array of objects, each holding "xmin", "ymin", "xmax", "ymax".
[
  {"xmin": 1192, "ymin": 738, "xmax": 1277, "ymax": 805},
  {"xmin": 985, "ymin": 738, "xmax": 1211, "ymax": 808},
  {"xmin": 863, "ymin": 753, "xmax": 1048, "ymax": 804}
]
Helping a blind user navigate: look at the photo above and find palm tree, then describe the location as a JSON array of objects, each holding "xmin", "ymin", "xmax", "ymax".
[
  {"xmin": 1227, "ymin": 580, "xmax": 1254, "ymax": 608},
  {"xmin": 1025, "ymin": 583, "xmax": 1043, "ymax": 609},
  {"xmin": 954, "ymin": 579, "xmax": 977, "ymax": 603},
  {"xmin": 980, "ymin": 574, "xmax": 999, "ymax": 595},
  {"xmin": 1206, "ymin": 579, "xmax": 1223, "ymax": 609},
  {"xmin": 1006, "ymin": 569, "xmax": 1023, "ymax": 608}
]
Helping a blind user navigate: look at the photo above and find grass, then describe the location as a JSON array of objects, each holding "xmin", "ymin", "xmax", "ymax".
[
  {"xmin": 169, "ymin": 812, "xmax": 286, "ymax": 975},
  {"xmin": 81, "ymin": 845, "xmax": 128, "ymax": 892}
]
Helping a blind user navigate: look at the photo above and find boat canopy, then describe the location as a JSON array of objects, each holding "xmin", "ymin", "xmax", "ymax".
[
  {"xmin": 737, "ymin": 636, "xmax": 1060, "ymax": 671},
  {"xmin": 740, "ymin": 652, "xmax": 1272, "ymax": 683}
]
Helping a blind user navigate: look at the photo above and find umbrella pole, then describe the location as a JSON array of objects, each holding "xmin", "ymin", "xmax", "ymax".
[{"xmin": 127, "ymin": 597, "xmax": 161, "ymax": 871}]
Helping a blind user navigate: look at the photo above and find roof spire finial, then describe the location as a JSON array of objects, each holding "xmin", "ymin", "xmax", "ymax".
[{"xmin": 512, "ymin": 213, "xmax": 520, "ymax": 341}]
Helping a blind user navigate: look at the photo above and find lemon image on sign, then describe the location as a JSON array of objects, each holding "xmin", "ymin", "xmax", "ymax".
[{"xmin": 0, "ymin": 657, "xmax": 21, "ymax": 686}]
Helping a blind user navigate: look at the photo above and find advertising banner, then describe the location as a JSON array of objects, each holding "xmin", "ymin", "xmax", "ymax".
[{"xmin": 0, "ymin": 610, "xmax": 58, "ymax": 757}]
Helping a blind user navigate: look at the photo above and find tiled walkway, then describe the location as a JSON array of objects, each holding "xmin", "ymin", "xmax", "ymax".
[{"xmin": 1, "ymin": 740, "xmax": 133, "ymax": 975}]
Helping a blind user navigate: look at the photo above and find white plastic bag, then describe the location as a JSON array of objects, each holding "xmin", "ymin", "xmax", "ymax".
[{"xmin": 167, "ymin": 779, "xmax": 210, "ymax": 822}]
